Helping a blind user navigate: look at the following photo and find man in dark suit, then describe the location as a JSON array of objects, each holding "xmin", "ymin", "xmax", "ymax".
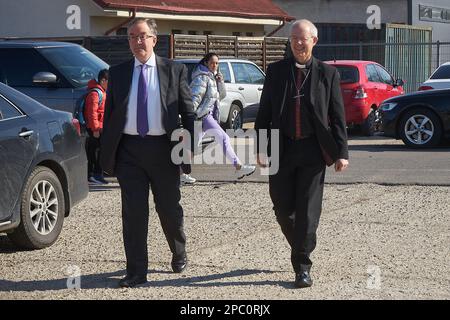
[
  {"xmin": 100, "ymin": 18, "xmax": 196, "ymax": 288},
  {"xmin": 255, "ymin": 19, "xmax": 349, "ymax": 288}
]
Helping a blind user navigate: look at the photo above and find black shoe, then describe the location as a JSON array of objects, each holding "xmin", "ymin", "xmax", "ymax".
[
  {"xmin": 294, "ymin": 271, "xmax": 313, "ymax": 288},
  {"xmin": 118, "ymin": 275, "xmax": 147, "ymax": 288},
  {"xmin": 171, "ymin": 253, "xmax": 187, "ymax": 273}
]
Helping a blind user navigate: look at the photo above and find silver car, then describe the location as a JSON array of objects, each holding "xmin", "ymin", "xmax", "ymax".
[{"xmin": 175, "ymin": 58, "xmax": 265, "ymax": 129}]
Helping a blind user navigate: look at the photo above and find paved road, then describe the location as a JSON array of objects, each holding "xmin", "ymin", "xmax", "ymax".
[
  {"xmin": 190, "ymin": 135, "xmax": 450, "ymax": 186},
  {"xmin": 1, "ymin": 133, "xmax": 449, "ymax": 301}
]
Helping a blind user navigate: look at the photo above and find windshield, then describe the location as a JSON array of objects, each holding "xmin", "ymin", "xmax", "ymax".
[
  {"xmin": 39, "ymin": 46, "xmax": 109, "ymax": 88},
  {"xmin": 430, "ymin": 64, "xmax": 450, "ymax": 80}
]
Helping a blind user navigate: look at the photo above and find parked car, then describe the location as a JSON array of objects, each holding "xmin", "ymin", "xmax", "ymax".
[
  {"xmin": 418, "ymin": 62, "xmax": 450, "ymax": 91},
  {"xmin": 325, "ymin": 60, "xmax": 404, "ymax": 135},
  {"xmin": 174, "ymin": 58, "xmax": 265, "ymax": 129},
  {"xmin": 0, "ymin": 82, "xmax": 88, "ymax": 249},
  {"xmin": 379, "ymin": 88, "xmax": 450, "ymax": 148},
  {"xmin": 0, "ymin": 41, "xmax": 109, "ymax": 114}
]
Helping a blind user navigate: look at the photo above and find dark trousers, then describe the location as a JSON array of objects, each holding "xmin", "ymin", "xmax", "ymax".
[
  {"xmin": 115, "ymin": 134, "xmax": 186, "ymax": 277},
  {"xmin": 85, "ymin": 129, "xmax": 102, "ymax": 177},
  {"xmin": 269, "ymin": 136, "xmax": 326, "ymax": 273}
]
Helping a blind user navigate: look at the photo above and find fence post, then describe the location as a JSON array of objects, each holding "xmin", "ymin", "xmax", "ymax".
[
  {"xmin": 235, "ymin": 36, "xmax": 238, "ymax": 58},
  {"xmin": 359, "ymin": 41, "xmax": 363, "ymax": 60},
  {"xmin": 262, "ymin": 38, "xmax": 266, "ymax": 71},
  {"xmin": 436, "ymin": 40, "xmax": 440, "ymax": 68},
  {"xmin": 170, "ymin": 33, "xmax": 174, "ymax": 59}
]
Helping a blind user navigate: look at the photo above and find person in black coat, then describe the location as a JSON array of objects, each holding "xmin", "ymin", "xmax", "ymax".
[
  {"xmin": 100, "ymin": 18, "xmax": 196, "ymax": 288},
  {"xmin": 255, "ymin": 19, "xmax": 349, "ymax": 288}
]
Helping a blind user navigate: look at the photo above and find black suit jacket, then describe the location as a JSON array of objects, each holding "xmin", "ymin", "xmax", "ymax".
[
  {"xmin": 100, "ymin": 56, "xmax": 196, "ymax": 175},
  {"xmin": 255, "ymin": 57, "xmax": 348, "ymax": 165}
]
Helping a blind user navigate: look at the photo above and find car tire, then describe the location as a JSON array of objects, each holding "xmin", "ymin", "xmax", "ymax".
[
  {"xmin": 8, "ymin": 166, "xmax": 65, "ymax": 249},
  {"xmin": 398, "ymin": 108, "xmax": 442, "ymax": 148},
  {"xmin": 227, "ymin": 104, "xmax": 243, "ymax": 130},
  {"xmin": 361, "ymin": 108, "xmax": 378, "ymax": 136}
]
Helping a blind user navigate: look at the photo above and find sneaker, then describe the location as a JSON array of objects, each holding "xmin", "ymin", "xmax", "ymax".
[
  {"xmin": 94, "ymin": 175, "xmax": 109, "ymax": 184},
  {"xmin": 235, "ymin": 165, "xmax": 256, "ymax": 179},
  {"xmin": 180, "ymin": 173, "xmax": 196, "ymax": 184},
  {"xmin": 88, "ymin": 176, "xmax": 103, "ymax": 184}
]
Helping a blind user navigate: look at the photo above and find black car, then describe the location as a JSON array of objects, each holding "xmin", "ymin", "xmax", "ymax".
[
  {"xmin": 0, "ymin": 82, "xmax": 88, "ymax": 249},
  {"xmin": 379, "ymin": 88, "xmax": 450, "ymax": 148},
  {"xmin": 0, "ymin": 41, "xmax": 109, "ymax": 114}
]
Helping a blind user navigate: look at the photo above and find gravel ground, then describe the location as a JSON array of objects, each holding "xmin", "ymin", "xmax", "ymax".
[{"xmin": 0, "ymin": 182, "xmax": 449, "ymax": 300}]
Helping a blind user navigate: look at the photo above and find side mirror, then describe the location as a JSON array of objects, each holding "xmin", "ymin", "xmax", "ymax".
[
  {"xmin": 395, "ymin": 78, "xmax": 404, "ymax": 87},
  {"xmin": 33, "ymin": 72, "xmax": 58, "ymax": 85}
]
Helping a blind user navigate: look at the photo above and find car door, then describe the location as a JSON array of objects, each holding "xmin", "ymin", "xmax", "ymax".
[
  {"xmin": 374, "ymin": 64, "xmax": 400, "ymax": 102},
  {"xmin": 244, "ymin": 62, "xmax": 265, "ymax": 100},
  {"xmin": 0, "ymin": 95, "xmax": 38, "ymax": 221},
  {"xmin": 230, "ymin": 62, "xmax": 259, "ymax": 106},
  {"xmin": 365, "ymin": 64, "xmax": 382, "ymax": 104},
  {"xmin": 0, "ymin": 48, "xmax": 75, "ymax": 113}
]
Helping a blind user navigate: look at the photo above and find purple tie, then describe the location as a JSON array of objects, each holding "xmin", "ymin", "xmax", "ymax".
[{"xmin": 137, "ymin": 64, "xmax": 149, "ymax": 137}]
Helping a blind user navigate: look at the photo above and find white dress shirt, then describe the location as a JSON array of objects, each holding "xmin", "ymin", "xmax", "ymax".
[{"xmin": 123, "ymin": 54, "xmax": 166, "ymax": 135}]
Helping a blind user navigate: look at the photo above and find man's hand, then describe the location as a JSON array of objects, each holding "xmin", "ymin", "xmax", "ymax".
[
  {"xmin": 257, "ymin": 153, "xmax": 268, "ymax": 168},
  {"xmin": 334, "ymin": 159, "xmax": 349, "ymax": 172}
]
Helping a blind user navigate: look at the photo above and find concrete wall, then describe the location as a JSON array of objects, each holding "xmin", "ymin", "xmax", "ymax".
[
  {"xmin": 411, "ymin": 0, "xmax": 450, "ymax": 42},
  {"xmin": 0, "ymin": 0, "xmax": 265, "ymax": 38},
  {"xmin": 0, "ymin": 0, "xmax": 103, "ymax": 38},
  {"xmin": 267, "ymin": 0, "xmax": 409, "ymax": 36},
  {"xmin": 90, "ymin": 17, "xmax": 265, "ymax": 36}
]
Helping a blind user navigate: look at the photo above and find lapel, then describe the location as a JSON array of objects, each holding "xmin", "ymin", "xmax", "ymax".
[
  {"xmin": 156, "ymin": 55, "xmax": 169, "ymax": 116},
  {"xmin": 118, "ymin": 59, "xmax": 134, "ymax": 112},
  {"xmin": 309, "ymin": 57, "xmax": 320, "ymax": 109}
]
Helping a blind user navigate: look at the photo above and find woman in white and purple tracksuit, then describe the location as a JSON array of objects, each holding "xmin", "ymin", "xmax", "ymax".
[{"xmin": 190, "ymin": 53, "xmax": 255, "ymax": 178}]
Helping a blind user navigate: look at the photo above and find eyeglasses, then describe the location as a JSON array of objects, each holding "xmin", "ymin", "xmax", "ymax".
[
  {"xmin": 290, "ymin": 36, "xmax": 313, "ymax": 44},
  {"xmin": 128, "ymin": 34, "xmax": 155, "ymax": 42}
]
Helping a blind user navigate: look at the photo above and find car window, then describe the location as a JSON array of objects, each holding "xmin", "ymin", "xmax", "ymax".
[
  {"xmin": 231, "ymin": 63, "xmax": 252, "ymax": 84},
  {"xmin": 430, "ymin": 64, "xmax": 450, "ymax": 79},
  {"xmin": 0, "ymin": 48, "xmax": 63, "ymax": 87},
  {"xmin": 335, "ymin": 66, "xmax": 359, "ymax": 83},
  {"xmin": 244, "ymin": 63, "xmax": 265, "ymax": 84},
  {"xmin": 38, "ymin": 46, "xmax": 109, "ymax": 88},
  {"xmin": 219, "ymin": 62, "xmax": 231, "ymax": 83},
  {"xmin": 0, "ymin": 96, "xmax": 22, "ymax": 120},
  {"xmin": 366, "ymin": 64, "xmax": 381, "ymax": 83},
  {"xmin": 375, "ymin": 65, "xmax": 394, "ymax": 85}
]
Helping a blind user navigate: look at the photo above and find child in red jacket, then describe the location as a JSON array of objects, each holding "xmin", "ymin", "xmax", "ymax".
[{"xmin": 84, "ymin": 69, "xmax": 109, "ymax": 184}]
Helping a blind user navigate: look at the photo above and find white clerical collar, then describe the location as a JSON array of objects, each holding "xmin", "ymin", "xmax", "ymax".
[{"xmin": 134, "ymin": 54, "xmax": 156, "ymax": 68}]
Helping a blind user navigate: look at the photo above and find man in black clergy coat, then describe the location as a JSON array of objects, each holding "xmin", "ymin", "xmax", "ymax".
[
  {"xmin": 255, "ymin": 19, "xmax": 349, "ymax": 288},
  {"xmin": 100, "ymin": 18, "xmax": 195, "ymax": 288}
]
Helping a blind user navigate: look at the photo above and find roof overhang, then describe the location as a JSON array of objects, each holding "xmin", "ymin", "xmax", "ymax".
[{"xmin": 102, "ymin": 9, "xmax": 285, "ymax": 25}]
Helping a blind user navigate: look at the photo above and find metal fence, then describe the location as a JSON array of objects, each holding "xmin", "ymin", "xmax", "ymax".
[{"xmin": 314, "ymin": 42, "xmax": 450, "ymax": 93}]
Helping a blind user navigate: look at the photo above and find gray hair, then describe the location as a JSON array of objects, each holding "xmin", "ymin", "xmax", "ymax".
[
  {"xmin": 291, "ymin": 19, "xmax": 318, "ymax": 38},
  {"xmin": 127, "ymin": 18, "xmax": 158, "ymax": 36}
]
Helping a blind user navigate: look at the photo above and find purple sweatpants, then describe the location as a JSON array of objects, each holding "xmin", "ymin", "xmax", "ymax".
[{"xmin": 201, "ymin": 114, "xmax": 239, "ymax": 167}]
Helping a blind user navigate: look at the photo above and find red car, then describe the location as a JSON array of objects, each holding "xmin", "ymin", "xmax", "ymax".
[{"xmin": 325, "ymin": 60, "xmax": 404, "ymax": 135}]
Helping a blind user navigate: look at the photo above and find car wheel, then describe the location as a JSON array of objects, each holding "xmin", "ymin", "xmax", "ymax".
[
  {"xmin": 227, "ymin": 104, "xmax": 243, "ymax": 130},
  {"xmin": 8, "ymin": 166, "xmax": 65, "ymax": 249},
  {"xmin": 361, "ymin": 108, "xmax": 378, "ymax": 136},
  {"xmin": 398, "ymin": 108, "xmax": 442, "ymax": 148}
]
